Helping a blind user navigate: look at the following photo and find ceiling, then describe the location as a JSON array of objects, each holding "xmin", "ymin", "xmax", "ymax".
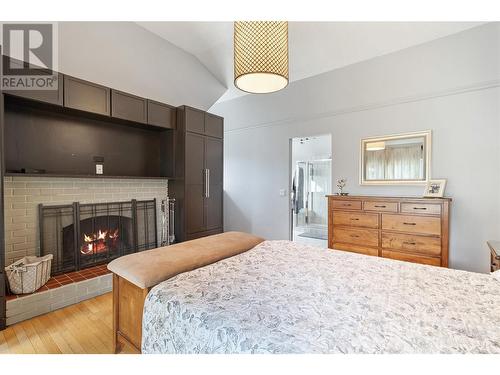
[{"xmin": 137, "ymin": 22, "xmax": 484, "ymax": 104}]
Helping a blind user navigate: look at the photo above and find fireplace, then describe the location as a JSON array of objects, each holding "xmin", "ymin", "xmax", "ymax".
[{"xmin": 39, "ymin": 199, "xmax": 157, "ymax": 274}]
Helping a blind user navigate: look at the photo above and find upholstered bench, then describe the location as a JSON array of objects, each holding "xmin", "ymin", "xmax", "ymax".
[{"xmin": 107, "ymin": 231, "xmax": 264, "ymax": 353}]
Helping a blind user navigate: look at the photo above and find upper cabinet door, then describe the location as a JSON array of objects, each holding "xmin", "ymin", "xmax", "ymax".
[
  {"xmin": 64, "ymin": 76, "xmax": 110, "ymax": 116},
  {"xmin": 185, "ymin": 107, "xmax": 205, "ymax": 135},
  {"xmin": 205, "ymin": 113, "xmax": 224, "ymax": 139},
  {"xmin": 111, "ymin": 90, "xmax": 147, "ymax": 124},
  {"xmin": 2, "ymin": 57, "xmax": 64, "ymax": 106},
  {"xmin": 147, "ymin": 100, "xmax": 176, "ymax": 129},
  {"xmin": 3, "ymin": 73, "xmax": 64, "ymax": 106}
]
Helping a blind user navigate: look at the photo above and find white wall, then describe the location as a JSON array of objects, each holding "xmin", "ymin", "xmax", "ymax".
[
  {"xmin": 58, "ymin": 22, "xmax": 226, "ymax": 110},
  {"xmin": 212, "ymin": 22, "xmax": 500, "ymax": 273}
]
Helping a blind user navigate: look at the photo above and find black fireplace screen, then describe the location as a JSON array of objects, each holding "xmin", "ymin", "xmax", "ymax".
[{"xmin": 39, "ymin": 199, "xmax": 157, "ymax": 275}]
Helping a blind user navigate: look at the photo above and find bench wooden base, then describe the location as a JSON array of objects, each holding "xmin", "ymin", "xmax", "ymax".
[{"xmin": 112, "ymin": 274, "xmax": 150, "ymax": 354}]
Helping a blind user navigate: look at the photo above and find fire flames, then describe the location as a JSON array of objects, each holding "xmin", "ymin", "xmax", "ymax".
[{"xmin": 80, "ymin": 228, "xmax": 119, "ymax": 255}]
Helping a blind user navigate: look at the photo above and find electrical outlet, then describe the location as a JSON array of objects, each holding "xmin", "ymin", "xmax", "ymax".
[
  {"xmin": 96, "ymin": 164, "xmax": 103, "ymax": 175},
  {"xmin": 279, "ymin": 189, "xmax": 287, "ymax": 197}
]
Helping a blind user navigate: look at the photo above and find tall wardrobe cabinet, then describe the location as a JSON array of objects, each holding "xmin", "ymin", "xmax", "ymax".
[{"xmin": 170, "ymin": 106, "xmax": 224, "ymax": 242}]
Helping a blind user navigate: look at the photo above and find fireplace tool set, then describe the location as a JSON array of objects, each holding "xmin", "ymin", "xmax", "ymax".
[{"xmin": 160, "ymin": 197, "xmax": 176, "ymax": 246}]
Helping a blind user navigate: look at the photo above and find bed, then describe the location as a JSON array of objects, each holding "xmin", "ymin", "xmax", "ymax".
[{"xmin": 142, "ymin": 240, "xmax": 500, "ymax": 354}]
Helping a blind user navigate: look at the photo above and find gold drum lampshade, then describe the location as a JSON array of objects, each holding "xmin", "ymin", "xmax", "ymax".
[{"xmin": 234, "ymin": 21, "xmax": 289, "ymax": 94}]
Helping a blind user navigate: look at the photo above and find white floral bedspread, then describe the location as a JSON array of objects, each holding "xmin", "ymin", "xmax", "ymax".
[{"xmin": 142, "ymin": 240, "xmax": 500, "ymax": 354}]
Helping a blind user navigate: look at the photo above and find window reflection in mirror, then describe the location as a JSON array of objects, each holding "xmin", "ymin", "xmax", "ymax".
[{"xmin": 361, "ymin": 131, "xmax": 430, "ymax": 185}]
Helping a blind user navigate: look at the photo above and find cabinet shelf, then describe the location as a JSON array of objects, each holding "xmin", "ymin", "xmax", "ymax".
[
  {"xmin": 5, "ymin": 172, "xmax": 174, "ymax": 180},
  {"xmin": 3, "ymin": 96, "xmax": 175, "ymax": 179}
]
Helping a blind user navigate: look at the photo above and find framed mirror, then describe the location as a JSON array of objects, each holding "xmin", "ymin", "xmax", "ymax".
[{"xmin": 360, "ymin": 130, "xmax": 431, "ymax": 185}]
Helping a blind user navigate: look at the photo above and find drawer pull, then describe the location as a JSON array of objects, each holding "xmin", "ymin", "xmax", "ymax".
[
  {"xmin": 413, "ymin": 207, "xmax": 427, "ymax": 210},
  {"xmin": 350, "ymin": 218, "xmax": 359, "ymax": 221},
  {"xmin": 403, "ymin": 222, "xmax": 417, "ymax": 226},
  {"xmin": 374, "ymin": 205, "xmax": 386, "ymax": 208},
  {"xmin": 350, "ymin": 234, "xmax": 360, "ymax": 238},
  {"xmin": 403, "ymin": 241, "xmax": 416, "ymax": 246},
  {"xmin": 343, "ymin": 203, "xmax": 352, "ymax": 206}
]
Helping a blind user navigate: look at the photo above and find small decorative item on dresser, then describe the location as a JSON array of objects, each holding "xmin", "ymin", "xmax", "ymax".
[
  {"xmin": 423, "ymin": 179, "xmax": 447, "ymax": 198},
  {"xmin": 487, "ymin": 240, "xmax": 500, "ymax": 272},
  {"xmin": 336, "ymin": 178, "xmax": 348, "ymax": 196}
]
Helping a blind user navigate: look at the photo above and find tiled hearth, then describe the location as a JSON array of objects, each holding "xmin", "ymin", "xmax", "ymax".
[
  {"xmin": 5, "ymin": 265, "xmax": 113, "ymax": 326},
  {"xmin": 5, "ymin": 264, "xmax": 111, "ymax": 301}
]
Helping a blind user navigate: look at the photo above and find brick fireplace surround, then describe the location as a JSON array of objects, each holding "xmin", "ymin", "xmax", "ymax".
[{"xmin": 3, "ymin": 176, "xmax": 168, "ymax": 325}]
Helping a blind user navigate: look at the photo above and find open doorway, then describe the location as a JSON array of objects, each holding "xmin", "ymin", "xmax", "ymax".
[{"xmin": 290, "ymin": 134, "xmax": 332, "ymax": 248}]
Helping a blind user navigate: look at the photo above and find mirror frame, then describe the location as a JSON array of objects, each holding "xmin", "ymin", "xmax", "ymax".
[{"xmin": 360, "ymin": 130, "xmax": 432, "ymax": 186}]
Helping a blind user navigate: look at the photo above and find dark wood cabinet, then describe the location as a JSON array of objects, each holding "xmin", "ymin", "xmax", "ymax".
[
  {"xmin": 205, "ymin": 113, "xmax": 224, "ymax": 138},
  {"xmin": 170, "ymin": 106, "xmax": 224, "ymax": 242},
  {"xmin": 1, "ymin": 56, "xmax": 64, "ymax": 106},
  {"xmin": 183, "ymin": 134, "xmax": 223, "ymax": 234},
  {"xmin": 147, "ymin": 100, "xmax": 176, "ymax": 129},
  {"xmin": 205, "ymin": 137, "xmax": 223, "ymax": 230},
  {"xmin": 185, "ymin": 133, "xmax": 205, "ymax": 185},
  {"xmin": 183, "ymin": 106, "xmax": 224, "ymax": 139},
  {"xmin": 186, "ymin": 185, "xmax": 206, "ymax": 234},
  {"xmin": 64, "ymin": 76, "xmax": 110, "ymax": 116},
  {"xmin": 1, "ymin": 59, "xmax": 179, "ymax": 180},
  {"xmin": 111, "ymin": 90, "xmax": 147, "ymax": 124},
  {"xmin": 185, "ymin": 106, "xmax": 205, "ymax": 134},
  {"xmin": 3, "ymin": 73, "xmax": 64, "ymax": 106},
  {"xmin": 184, "ymin": 133, "xmax": 206, "ymax": 233}
]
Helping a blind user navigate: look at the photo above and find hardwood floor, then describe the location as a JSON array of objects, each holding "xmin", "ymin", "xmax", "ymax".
[{"xmin": 0, "ymin": 293, "xmax": 136, "ymax": 354}]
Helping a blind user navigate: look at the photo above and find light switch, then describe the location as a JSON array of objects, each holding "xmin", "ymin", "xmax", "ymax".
[
  {"xmin": 96, "ymin": 164, "xmax": 103, "ymax": 175},
  {"xmin": 279, "ymin": 189, "xmax": 287, "ymax": 197}
]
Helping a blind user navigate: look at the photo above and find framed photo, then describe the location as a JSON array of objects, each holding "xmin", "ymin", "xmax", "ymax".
[{"xmin": 423, "ymin": 179, "xmax": 447, "ymax": 198}]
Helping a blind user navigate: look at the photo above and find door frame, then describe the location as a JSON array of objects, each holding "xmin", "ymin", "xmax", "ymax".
[{"xmin": 288, "ymin": 133, "xmax": 333, "ymax": 241}]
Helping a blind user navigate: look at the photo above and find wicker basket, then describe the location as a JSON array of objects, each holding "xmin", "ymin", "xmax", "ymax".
[{"xmin": 5, "ymin": 254, "xmax": 53, "ymax": 294}]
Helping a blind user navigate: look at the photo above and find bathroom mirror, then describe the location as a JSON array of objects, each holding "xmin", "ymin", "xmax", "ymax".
[{"xmin": 360, "ymin": 130, "xmax": 431, "ymax": 185}]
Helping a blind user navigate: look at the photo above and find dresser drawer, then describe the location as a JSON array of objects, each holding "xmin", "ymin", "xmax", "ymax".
[
  {"xmin": 382, "ymin": 232, "xmax": 441, "ymax": 256},
  {"xmin": 331, "ymin": 200, "xmax": 362, "ymax": 210},
  {"xmin": 363, "ymin": 201, "xmax": 398, "ymax": 212},
  {"xmin": 382, "ymin": 250, "xmax": 441, "ymax": 266},
  {"xmin": 332, "ymin": 243, "xmax": 378, "ymax": 257},
  {"xmin": 333, "ymin": 211, "xmax": 379, "ymax": 229},
  {"xmin": 382, "ymin": 214, "xmax": 441, "ymax": 236},
  {"xmin": 333, "ymin": 227, "xmax": 379, "ymax": 247},
  {"xmin": 400, "ymin": 203, "xmax": 441, "ymax": 215}
]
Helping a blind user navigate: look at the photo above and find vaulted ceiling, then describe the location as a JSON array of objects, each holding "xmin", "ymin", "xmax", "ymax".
[{"xmin": 137, "ymin": 22, "xmax": 483, "ymax": 106}]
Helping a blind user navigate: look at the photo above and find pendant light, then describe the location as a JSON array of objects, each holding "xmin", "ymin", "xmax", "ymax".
[{"xmin": 234, "ymin": 21, "xmax": 289, "ymax": 94}]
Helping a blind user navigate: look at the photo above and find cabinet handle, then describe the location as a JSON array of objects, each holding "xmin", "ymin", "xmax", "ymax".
[
  {"xmin": 403, "ymin": 241, "xmax": 416, "ymax": 245},
  {"xmin": 205, "ymin": 169, "xmax": 210, "ymax": 198},
  {"xmin": 413, "ymin": 207, "xmax": 427, "ymax": 210},
  {"xmin": 343, "ymin": 203, "xmax": 351, "ymax": 206},
  {"xmin": 203, "ymin": 169, "xmax": 207, "ymax": 197},
  {"xmin": 403, "ymin": 222, "xmax": 417, "ymax": 226},
  {"xmin": 350, "ymin": 218, "xmax": 359, "ymax": 221},
  {"xmin": 374, "ymin": 205, "xmax": 386, "ymax": 208}
]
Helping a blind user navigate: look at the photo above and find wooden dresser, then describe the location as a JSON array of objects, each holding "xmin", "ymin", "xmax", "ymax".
[{"xmin": 327, "ymin": 195, "xmax": 451, "ymax": 267}]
